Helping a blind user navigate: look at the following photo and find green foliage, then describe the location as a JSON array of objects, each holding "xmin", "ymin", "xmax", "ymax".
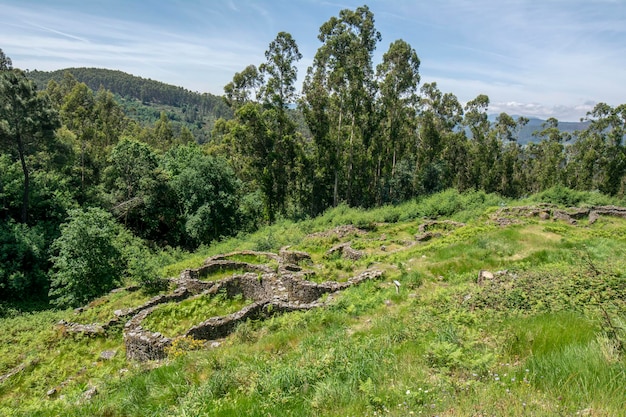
[
  {"xmin": 0, "ymin": 220, "xmax": 48, "ymax": 300},
  {"xmin": 163, "ymin": 144, "xmax": 242, "ymax": 248},
  {"xmin": 48, "ymin": 208, "xmax": 126, "ymax": 308},
  {"xmin": 528, "ymin": 185, "xmax": 623, "ymax": 207},
  {"xmin": 2, "ymin": 191, "xmax": 626, "ymax": 416},
  {"xmin": 3, "ymin": 4, "xmax": 626, "ymax": 413},
  {"xmin": 142, "ymin": 292, "xmax": 249, "ymax": 338},
  {"xmin": 0, "ymin": 66, "xmax": 60, "ymax": 223}
]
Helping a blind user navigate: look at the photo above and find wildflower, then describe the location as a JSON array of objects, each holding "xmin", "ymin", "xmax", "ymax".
[{"xmin": 406, "ymin": 390, "xmax": 411, "ymax": 395}]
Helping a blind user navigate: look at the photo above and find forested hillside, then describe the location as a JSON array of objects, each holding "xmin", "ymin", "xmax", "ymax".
[
  {"xmin": 27, "ymin": 67, "xmax": 232, "ymax": 143},
  {"xmin": 1, "ymin": 4, "xmax": 626, "ymax": 309},
  {"xmin": 27, "ymin": 67, "xmax": 230, "ymax": 114}
]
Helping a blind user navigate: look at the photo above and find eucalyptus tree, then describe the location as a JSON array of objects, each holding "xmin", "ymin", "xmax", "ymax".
[
  {"xmin": 413, "ymin": 83, "xmax": 467, "ymax": 193},
  {"xmin": 528, "ymin": 117, "xmax": 568, "ymax": 192},
  {"xmin": 575, "ymin": 103, "xmax": 626, "ymax": 195},
  {"xmin": 417, "ymin": 83, "xmax": 467, "ymax": 192},
  {"xmin": 374, "ymin": 39, "xmax": 420, "ymax": 203},
  {"xmin": 60, "ymin": 82, "xmax": 96, "ymax": 197},
  {"xmin": 223, "ymin": 32, "xmax": 303, "ymax": 222},
  {"xmin": 494, "ymin": 113, "xmax": 528, "ymax": 197},
  {"xmin": 223, "ymin": 65, "xmax": 262, "ymax": 109},
  {"xmin": 463, "ymin": 94, "xmax": 499, "ymax": 191},
  {"xmin": 258, "ymin": 31, "xmax": 303, "ymax": 219},
  {"xmin": 0, "ymin": 48, "xmax": 12, "ymax": 70},
  {"xmin": 259, "ymin": 31, "xmax": 302, "ymax": 110},
  {"xmin": 302, "ymin": 5, "xmax": 381, "ymax": 207}
]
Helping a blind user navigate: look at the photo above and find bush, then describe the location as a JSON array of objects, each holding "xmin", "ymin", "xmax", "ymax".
[{"xmin": 48, "ymin": 207, "xmax": 126, "ymax": 308}]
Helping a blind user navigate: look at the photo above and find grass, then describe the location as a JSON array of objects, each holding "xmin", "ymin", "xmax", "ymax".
[
  {"xmin": 1, "ymin": 189, "xmax": 625, "ymax": 416},
  {"xmin": 71, "ymin": 288, "xmax": 161, "ymax": 325},
  {"xmin": 142, "ymin": 292, "xmax": 251, "ymax": 338}
]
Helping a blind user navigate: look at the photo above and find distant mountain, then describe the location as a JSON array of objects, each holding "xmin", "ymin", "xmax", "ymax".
[
  {"xmin": 27, "ymin": 68, "xmax": 233, "ymax": 142},
  {"xmin": 488, "ymin": 115, "xmax": 589, "ymax": 145}
]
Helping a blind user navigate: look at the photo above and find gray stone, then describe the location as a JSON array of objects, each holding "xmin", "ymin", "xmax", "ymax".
[
  {"xmin": 99, "ymin": 350, "xmax": 117, "ymax": 361},
  {"xmin": 83, "ymin": 386, "xmax": 98, "ymax": 400}
]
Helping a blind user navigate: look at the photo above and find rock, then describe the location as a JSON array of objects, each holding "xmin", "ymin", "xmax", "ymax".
[
  {"xmin": 114, "ymin": 308, "xmax": 131, "ymax": 317},
  {"xmin": 47, "ymin": 388, "xmax": 57, "ymax": 397},
  {"xmin": 280, "ymin": 248, "xmax": 312, "ymax": 265},
  {"xmin": 64, "ymin": 323, "xmax": 106, "ymax": 336},
  {"xmin": 326, "ymin": 242, "xmax": 363, "ymax": 261},
  {"xmin": 415, "ymin": 232, "xmax": 441, "ymax": 242},
  {"xmin": 477, "ymin": 270, "xmax": 494, "ymax": 284},
  {"xmin": 552, "ymin": 210, "xmax": 577, "ymax": 224},
  {"xmin": 83, "ymin": 386, "xmax": 98, "ymax": 400},
  {"xmin": 99, "ymin": 350, "xmax": 117, "ymax": 361}
]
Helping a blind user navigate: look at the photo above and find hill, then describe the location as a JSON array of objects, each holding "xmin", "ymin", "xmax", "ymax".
[
  {"xmin": 27, "ymin": 67, "xmax": 233, "ymax": 142},
  {"xmin": 518, "ymin": 117, "xmax": 588, "ymax": 144},
  {"xmin": 488, "ymin": 115, "xmax": 589, "ymax": 144},
  {"xmin": 1, "ymin": 189, "xmax": 624, "ymax": 416}
]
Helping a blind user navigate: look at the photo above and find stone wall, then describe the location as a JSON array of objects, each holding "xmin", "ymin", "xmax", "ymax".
[{"xmin": 121, "ymin": 249, "xmax": 383, "ymax": 361}]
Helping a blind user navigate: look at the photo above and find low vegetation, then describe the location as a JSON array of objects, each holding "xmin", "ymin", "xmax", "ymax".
[{"xmin": 0, "ymin": 189, "xmax": 624, "ymax": 416}]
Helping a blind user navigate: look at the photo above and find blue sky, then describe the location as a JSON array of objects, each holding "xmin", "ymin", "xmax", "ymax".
[{"xmin": 1, "ymin": 0, "xmax": 625, "ymax": 121}]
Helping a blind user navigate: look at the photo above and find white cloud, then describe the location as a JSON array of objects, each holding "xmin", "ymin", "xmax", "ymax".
[{"xmin": 1, "ymin": 0, "xmax": 624, "ymax": 119}]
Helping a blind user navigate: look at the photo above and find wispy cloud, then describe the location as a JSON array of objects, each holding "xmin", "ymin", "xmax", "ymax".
[{"xmin": 1, "ymin": 0, "xmax": 624, "ymax": 120}]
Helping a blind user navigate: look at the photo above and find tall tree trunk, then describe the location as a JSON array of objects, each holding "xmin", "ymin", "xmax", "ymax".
[
  {"xmin": 347, "ymin": 113, "xmax": 356, "ymax": 204},
  {"xmin": 334, "ymin": 109, "xmax": 343, "ymax": 207},
  {"xmin": 16, "ymin": 134, "xmax": 29, "ymax": 223}
]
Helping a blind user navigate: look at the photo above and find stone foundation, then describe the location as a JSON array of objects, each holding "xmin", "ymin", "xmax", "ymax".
[{"xmin": 62, "ymin": 248, "xmax": 385, "ymax": 361}]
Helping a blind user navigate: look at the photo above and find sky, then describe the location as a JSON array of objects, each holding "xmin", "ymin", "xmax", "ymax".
[{"xmin": 1, "ymin": 0, "xmax": 625, "ymax": 121}]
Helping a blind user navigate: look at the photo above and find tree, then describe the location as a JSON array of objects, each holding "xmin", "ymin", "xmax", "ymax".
[
  {"xmin": 581, "ymin": 103, "xmax": 626, "ymax": 195},
  {"xmin": 528, "ymin": 117, "xmax": 567, "ymax": 192},
  {"xmin": 163, "ymin": 144, "xmax": 241, "ymax": 248},
  {"xmin": 375, "ymin": 39, "xmax": 420, "ymax": 203},
  {"xmin": 151, "ymin": 111, "xmax": 174, "ymax": 149},
  {"xmin": 258, "ymin": 32, "xmax": 302, "ymax": 220},
  {"xmin": 0, "ymin": 62, "xmax": 60, "ymax": 223},
  {"xmin": 463, "ymin": 94, "xmax": 500, "ymax": 191},
  {"xmin": 302, "ymin": 5, "xmax": 381, "ymax": 207},
  {"xmin": 60, "ymin": 82, "xmax": 96, "ymax": 198},
  {"xmin": 103, "ymin": 138, "xmax": 170, "ymax": 239},
  {"xmin": 0, "ymin": 219, "xmax": 48, "ymax": 300},
  {"xmin": 223, "ymin": 65, "xmax": 262, "ymax": 109},
  {"xmin": 259, "ymin": 32, "xmax": 302, "ymax": 110},
  {"xmin": 222, "ymin": 32, "xmax": 304, "ymax": 222},
  {"xmin": 0, "ymin": 48, "xmax": 12, "ymax": 70},
  {"xmin": 49, "ymin": 208, "xmax": 126, "ymax": 308},
  {"xmin": 418, "ymin": 83, "xmax": 467, "ymax": 192}
]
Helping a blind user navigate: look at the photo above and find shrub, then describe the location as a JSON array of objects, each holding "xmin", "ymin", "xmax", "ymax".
[{"xmin": 48, "ymin": 207, "xmax": 125, "ymax": 308}]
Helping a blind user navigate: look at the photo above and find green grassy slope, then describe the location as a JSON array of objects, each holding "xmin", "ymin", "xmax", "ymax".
[{"xmin": 1, "ymin": 189, "xmax": 625, "ymax": 416}]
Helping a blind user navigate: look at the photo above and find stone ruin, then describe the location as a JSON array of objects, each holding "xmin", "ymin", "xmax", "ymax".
[
  {"xmin": 60, "ymin": 249, "xmax": 383, "ymax": 362},
  {"xmin": 490, "ymin": 204, "xmax": 626, "ymax": 226},
  {"xmin": 415, "ymin": 220, "xmax": 466, "ymax": 242}
]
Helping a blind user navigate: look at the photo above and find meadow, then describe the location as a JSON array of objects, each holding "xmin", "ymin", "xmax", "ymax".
[{"xmin": 1, "ymin": 188, "xmax": 624, "ymax": 416}]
